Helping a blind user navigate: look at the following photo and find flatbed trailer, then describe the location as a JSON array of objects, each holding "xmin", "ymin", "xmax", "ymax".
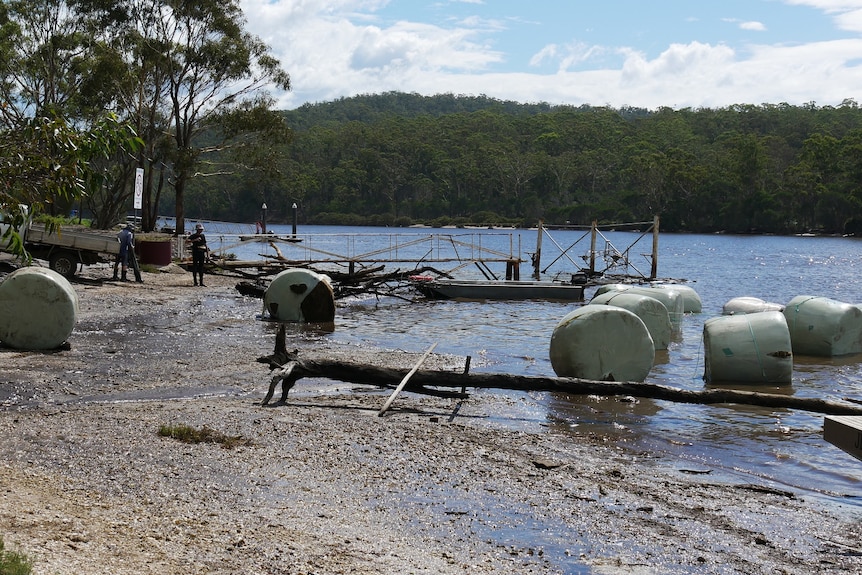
[
  {"xmin": 20, "ymin": 224, "xmax": 119, "ymax": 278},
  {"xmin": 2, "ymin": 205, "xmax": 122, "ymax": 278}
]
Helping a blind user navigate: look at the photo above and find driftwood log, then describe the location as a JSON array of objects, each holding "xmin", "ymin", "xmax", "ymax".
[{"xmin": 258, "ymin": 325, "xmax": 862, "ymax": 416}]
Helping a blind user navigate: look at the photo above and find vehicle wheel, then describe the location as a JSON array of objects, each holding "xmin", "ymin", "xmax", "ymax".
[{"xmin": 49, "ymin": 251, "xmax": 78, "ymax": 278}]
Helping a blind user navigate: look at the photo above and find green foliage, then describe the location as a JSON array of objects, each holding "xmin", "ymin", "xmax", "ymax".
[
  {"xmin": 0, "ymin": 0, "xmax": 289, "ymax": 235},
  {"xmin": 158, "ymin": 424, "xmax": 252, "ymax": 450},
  {"xmin": 282, "ymin": 91, "xmax": 556, "ymax": 130},
  {"xmin": 0, "ymin": 113, "xmax": 141, "ymax": 257},
  {"xmin": 0, "ymin": 536, "xmax": 32, "ymax": 575}
]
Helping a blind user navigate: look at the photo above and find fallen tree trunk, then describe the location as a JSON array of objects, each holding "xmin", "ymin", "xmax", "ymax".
[{"xmin": 258, "ymin": 328, "xmax": 862, "ymax": 416}]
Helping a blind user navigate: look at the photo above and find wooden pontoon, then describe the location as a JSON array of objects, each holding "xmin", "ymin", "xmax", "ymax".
[{"xmin": 824, "ymin": 415, "xmax": 862, "ymax": 461}]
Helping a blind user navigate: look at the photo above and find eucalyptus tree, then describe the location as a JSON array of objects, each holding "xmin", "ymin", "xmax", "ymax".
[
  {"xmin": 0, "ymin": 0, "xmax": 99, "ymax": 217},
  {"xmin": 157, "ymin": 0, "xmax": 290, "ymax": 233},
  {"xmin": 0, "ymin": 0, "xmax": 141, "ymax": 255},
  {"xmin": 0, "ymin": 0, "xmax": 91, "ymax": 124},
  {"xmin": 80, "ymin": 0, "xmax": 291, "ymax": 233}
]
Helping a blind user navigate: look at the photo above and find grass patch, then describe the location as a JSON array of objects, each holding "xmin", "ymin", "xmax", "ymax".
[
  {"xmin": 0, "ymin": 536, "xmax": 32, "ymax": 575},
  {"xmin": 158, "ymin": 424, "xmax": 252, "ymax": 449}
]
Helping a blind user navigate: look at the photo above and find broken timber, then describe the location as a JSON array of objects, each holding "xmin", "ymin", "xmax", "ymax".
[
  {"xmin": 378, "ymin": 342, "xmax": 438, "ymax": 416},
  {"xmin": 258, "ymin": 327, "xmax": 862, "ymax": 416}
]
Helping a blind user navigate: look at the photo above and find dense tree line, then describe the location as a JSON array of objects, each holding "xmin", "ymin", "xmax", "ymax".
[{"xmin": 194, "ymin": 92, "xmax": 862, "ymax": 235}]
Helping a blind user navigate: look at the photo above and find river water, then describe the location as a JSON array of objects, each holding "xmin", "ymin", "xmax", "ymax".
[{"xmin": 197, "ymin": 220, "xmax": 862, "ymax": 509}]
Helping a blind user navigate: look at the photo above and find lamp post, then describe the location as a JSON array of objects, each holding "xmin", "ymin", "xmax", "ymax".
[
  {"xmin": 292, "ymin": 203, "xmax": 298, "ymax": 237},
  {"xmin": 261, "ymin": 202, "xmax": 267, "ymax": 234}
]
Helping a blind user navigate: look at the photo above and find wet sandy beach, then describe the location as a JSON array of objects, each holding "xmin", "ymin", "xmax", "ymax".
[{"xmin": 1, "ymin": 262, "xmax": 861, "ymax": 574}]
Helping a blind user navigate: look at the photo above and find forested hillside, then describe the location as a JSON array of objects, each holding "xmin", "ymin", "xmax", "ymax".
[{"xmin": 182, "ymin": 92, "xmax": 862, "ymax": 235}]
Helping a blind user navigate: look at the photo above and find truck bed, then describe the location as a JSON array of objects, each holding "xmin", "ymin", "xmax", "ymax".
[{"xmin": 26, "ymin": 224, "xmax": 120, "ymax": 255}]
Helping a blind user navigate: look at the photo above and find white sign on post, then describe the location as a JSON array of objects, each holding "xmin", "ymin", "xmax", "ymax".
[{"xmin": 134, "ymin": 168, "xmax": 144, "ymax": 210}]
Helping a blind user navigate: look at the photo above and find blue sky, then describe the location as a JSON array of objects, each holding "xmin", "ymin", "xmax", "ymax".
[{"xmin": 240, "ymin": 0, "xmax": 862, "ymax": 110}]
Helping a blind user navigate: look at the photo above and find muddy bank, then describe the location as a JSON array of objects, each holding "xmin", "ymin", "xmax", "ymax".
[{"xmin": 1, "ymin": 263, "xmax": 861, "ymax": 574}]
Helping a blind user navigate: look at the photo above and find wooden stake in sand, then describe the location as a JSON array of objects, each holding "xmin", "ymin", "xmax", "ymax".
[{"xmin": 378, "ymin": 342, "xmax": 438, "ymax": 416}]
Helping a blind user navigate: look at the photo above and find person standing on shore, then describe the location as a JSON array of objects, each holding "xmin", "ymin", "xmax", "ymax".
[
  {"xmin": 112, "ymin": 223, "xmax": 135, "ymax": 281},
  {"xmin": 188, "ymin": 223, "xmax": 208, "ymax": 286}
]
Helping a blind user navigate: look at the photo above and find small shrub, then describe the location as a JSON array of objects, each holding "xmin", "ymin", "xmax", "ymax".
[
  {"xmin": 0, "ymin": 536, "xmax": 32, "ymax": 575},
  {"xmin": 157, "ymin": 424, "xmax": 251, "ymax": 449}
]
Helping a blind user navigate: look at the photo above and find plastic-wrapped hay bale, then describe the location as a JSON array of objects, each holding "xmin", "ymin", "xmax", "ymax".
[
  {"xmin": 783, "ymin": 295, "xmax": 862, "ymax": 357},
  {"xmin": 592, "ymin": 283, "xmax": 631, "ymax": 298},
  {"xmin": 596, "ymin": 286, "xmax": 684, "ymax": 329},
  {"xmin": 703, "ymin": 311, "xmax": 792, "ymax": 384},
  {"xmin": 549, "ymin": 305, "xmax": 655, "ymax": 382},
  {"xmin": 653, "ymin": 283, "xmax": 703, "ymax": 313},
  {"xmin": 588, "ymin": 291, "xmax": 672, "ymax": 350},
  {"xmin": 264, "ymin": 268, "xmax": 335, "ymax": 322},
  {"xmin": 0, "ymin": 267, "xmax": 79, "ymax": 350},
  {"xmin": 723, "ymin": 296, "xmax": 784, "ymax": 315}
]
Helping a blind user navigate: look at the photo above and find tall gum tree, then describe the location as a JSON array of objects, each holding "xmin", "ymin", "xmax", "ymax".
[
  {"xmin": 81, "ymin": 0, "xmax": 291, "ymax": 233},
  {"xmin": 156, "ymin": 0, "xmax": 290, "ymax": 234},
  {"xmin": 0, "ymin": 0, "xmax": 142, "ymax": 242}
]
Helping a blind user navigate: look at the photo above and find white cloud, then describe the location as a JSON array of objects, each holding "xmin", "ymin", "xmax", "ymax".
[
  {"xmin": 529, "ymin": 42, "xmax": 609, "ymax": 71},
  {"xmin": 240, "ymin": 0, "xmax": 862, "ymax": 110},
  {"xmin": 783, "ymin": 0, "xmax": 862, "ymax": 31},
  {"xmin": 739, "ymin": 21, "xmax": 767, "ymax": 31},
  {"xmin": 241, "ymin": 0, "xmax": 505, "ymax": 106}
]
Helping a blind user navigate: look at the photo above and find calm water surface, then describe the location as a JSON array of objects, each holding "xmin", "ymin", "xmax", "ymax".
[{"xmin": 201, "ymin": 221, "xmax": 862, "ymax": 507}]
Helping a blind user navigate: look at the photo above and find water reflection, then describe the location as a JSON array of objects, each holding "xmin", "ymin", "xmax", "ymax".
[{"xmin": 290, "ymin": 229, "xmax": 862, "ymax": 503}]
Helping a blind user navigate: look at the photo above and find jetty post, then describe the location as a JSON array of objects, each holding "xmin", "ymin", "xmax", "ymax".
[
  {"xmin": 532, "ymin": 221, "xmax": 543, "ymax": 279},
  {"xmin": 651, "ymin": 215, "xmax": 659, "ymax": 279}
]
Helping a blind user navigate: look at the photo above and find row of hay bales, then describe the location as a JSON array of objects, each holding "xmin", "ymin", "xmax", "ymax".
[
  {"xmin": 705, "ymin": 295, "xmax": 862, "ymax": 384},
  {"xmin": 549, "ymin": 283, "xmax": 701, "ymax": 383},
  {"xmin": 549, "ymin": 283, "xmax": 862, "ymax": 386},
  {"xmin": 3, "ymin": 266, "xmax": 859, "ymax": 391}
]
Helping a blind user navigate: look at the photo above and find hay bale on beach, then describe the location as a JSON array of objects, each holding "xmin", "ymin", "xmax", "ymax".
[{"xmin": 0, "ymin": 267, "xmax": 78, "ymax": 350}]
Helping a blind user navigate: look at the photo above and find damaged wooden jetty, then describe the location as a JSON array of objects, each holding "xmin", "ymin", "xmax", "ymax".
[
  {"xmin": 258, "ymin": 326, "xmax": 862, "ymax": 417},
  {"xmin": 208, "ymin": 218, "xmax": 666, "ymax": 300}
]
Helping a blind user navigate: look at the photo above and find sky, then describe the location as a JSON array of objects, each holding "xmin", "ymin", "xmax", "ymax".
[{"xmin": 239, "ymin": 0, "xmax": 862, "ymax": 110}]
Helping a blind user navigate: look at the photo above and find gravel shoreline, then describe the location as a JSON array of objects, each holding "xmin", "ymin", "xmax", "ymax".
[{"xmin": 1, "ymin": 263, "xmax": 861, "ymax": 574}]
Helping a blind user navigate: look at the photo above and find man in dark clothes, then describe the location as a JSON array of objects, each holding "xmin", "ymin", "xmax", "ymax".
[
  {"xmin": 188, "ymin": 223, "xmax": 208, "ymax": 286},
  {"xmin": 113, "ymin": 223, "xmax": 135, "ymax": 281}
]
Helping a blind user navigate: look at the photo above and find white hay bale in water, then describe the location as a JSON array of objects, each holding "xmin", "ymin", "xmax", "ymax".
[
  {"xmin": 703, "ymin": 311, "xmax": 792, "ymax": 384},
  {"xmin": 0, "ymin": 267, "xmax": 79, "ymax": 350},
  {"xmin": 588, "ymin": 292, "xmax": 672, "ymax": 350},
  {"xmin": 264, "ymin": 268, "xmax": 335, "ymax": 323},
  {"xmin": 592, "ymin": 283, "xmax": 631, "ymax": 299},
  {"xmin": 783, "ymin": 295, "xmax": 862, "ymax": 357},
  {"xmin": 594, "ymin": 285, "xmax": 685, "ymax": 327},
  {"xmin": 652, "ymin": 284, "xmax": 703, "ymax": 313},
  {"xmin": 549, "ymin": 305, "xmax": 655, "ymax": 382},
  {"xmin": 722, "ymin": 296, "xmax": 785, "ymax": 315}
]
